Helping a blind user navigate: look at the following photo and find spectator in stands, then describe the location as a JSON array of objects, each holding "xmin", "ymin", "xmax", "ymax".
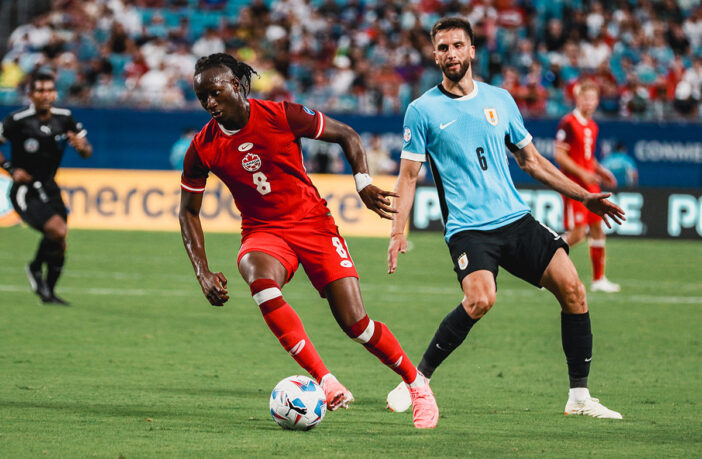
[
  {"xmin": 192, "ymin": 27, "xmax": 225, "ymax": 58},
  {"xmin": 0, "ymin": 57, "xmax": 24, "ymax": 89},
  {"xmin": 365, "ymin": 133, "xmax": 396, "ymax": 176},
  {"xmin": 0, "ymin": 0, "xmax": 701, "ymax": 120}
]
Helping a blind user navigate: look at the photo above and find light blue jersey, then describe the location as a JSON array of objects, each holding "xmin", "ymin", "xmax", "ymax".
[{"xmin": 402, "ymin": 81, "xmax": 532, "ymax": 241}]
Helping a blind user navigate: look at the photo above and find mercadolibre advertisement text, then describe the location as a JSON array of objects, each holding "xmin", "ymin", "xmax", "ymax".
[{"xmin": 0, "ymin": 169, "xmax": 396, "ymax": 237}]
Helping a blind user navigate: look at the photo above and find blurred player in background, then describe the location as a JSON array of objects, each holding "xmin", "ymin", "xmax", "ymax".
[
  {"xmin": 555, "ymin": 81, "xmax": 620, "ymax": 293},
  {"xmin": 179, "ymin": 53, "xmax": 438, "ymax": 428},
  {"xmin": 601, "ymin": 141, "xmax": 638, "ymax": 188},
  {"xmin": 0, "ymin": 72, "xmax": 92, "ymax": 305},
  {"xmin": 386, "ymin": 17, "xmax": 624, "ymax": 419}
]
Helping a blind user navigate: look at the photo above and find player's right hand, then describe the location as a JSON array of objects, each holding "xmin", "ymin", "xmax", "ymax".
[
  {"xmin": 198, "ymin": 271, "xmax": 229, "ymax": 306},
  {"xmin": 12, "ymin": 168, "xmax": 32, "ymax": 184},
  {"xmin": 387, "ymin": 233, "xmax": 407, "ymax": 274}
]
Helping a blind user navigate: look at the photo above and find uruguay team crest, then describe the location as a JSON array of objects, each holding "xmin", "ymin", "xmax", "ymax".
[
  {"xmin": 458, "ymin": 252, "xmax": 469, "ymax": 271},
  {"xmin": 242, "ymin": 152, "xmax": 262, "ymax": 172},
  {"xmin": 484, "ymin": 108, "xmax": 498, "ymax": 126}
]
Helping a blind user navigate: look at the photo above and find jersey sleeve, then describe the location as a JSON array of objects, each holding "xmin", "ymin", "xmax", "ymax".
[
  {"xmin": 504, "ymin": 91, "xmax": 532, "ymax": 151},
  {"xmin": 283, "ymin": 101, "xmax": 325, "ymax": 139},
  {"xmin": 0, "ymin": 115, "xmax": 14, "ymax": 144},
  {"xmin": 555, "ymin": 117, "xmax": 573, "ymax": 147},
  {"xmin": 400, "ymin": 104, "xmax": 427, "ymax": 162},
  {"xmin": 180, "ymin": 142, "xmax": 209, "ymax": 193}
]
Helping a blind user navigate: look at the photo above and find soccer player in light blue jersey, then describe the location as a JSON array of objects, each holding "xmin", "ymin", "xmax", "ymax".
[{"xmin": 385, "ymin": 17, "xmax": 626, "ymax": 419}]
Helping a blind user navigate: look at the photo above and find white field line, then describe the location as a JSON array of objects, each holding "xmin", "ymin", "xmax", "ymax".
[
  {"xmin": 1, "ymin": 282, "xmax": 700, "ymax": 305},
  {"xmin": 3, "ymin": 265, "xmax": 700, "ymax": 294}
]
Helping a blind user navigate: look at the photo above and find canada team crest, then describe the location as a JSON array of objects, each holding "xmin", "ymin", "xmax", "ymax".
[
  {"xmin": 242, "ymin": 152, "xmax": 262, "ymax": 172},
  {"xmin": 484, "ymin": 108, "xmax": 498, "ymax": 126}
]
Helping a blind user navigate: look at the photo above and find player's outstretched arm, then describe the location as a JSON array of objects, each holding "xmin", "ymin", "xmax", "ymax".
[
  {"xmin": 514, "ymin": 142, "xmax": 625, "ymax": 228},
  {"xmin": 67, "ymin": 131, "xmax": 92, "ymax": 158},
  {"xmin": 179, "ymin": 189, "xmax": 229, "ymax": 306},
  {"xmin": 388, "ymin": 159, "xmax": 422, "ymax": 274},
  {"xmin": 318, "ymin": 116, "xmax": 398, "ymax": 219}
]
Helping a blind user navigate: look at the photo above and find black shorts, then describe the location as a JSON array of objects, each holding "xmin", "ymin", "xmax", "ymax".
[
  {"xmin": 447, "ymin": 214, "xmax": 569, "ymax": 287},
  {"xmin": 9, "ymin": 181, "xmax": 67, "ymax": 231}
]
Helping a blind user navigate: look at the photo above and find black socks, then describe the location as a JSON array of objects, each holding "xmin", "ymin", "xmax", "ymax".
[
  {"xmin": 31, "ymin": 236, "xmax": 65, "ymax": 294},
  {"xmin": 561, "ymin": 311, "xmax": 592, "ymax": 388},
  {"xmin": 418, "ymin": 304, "xmax": 479, "ymax": 379}
]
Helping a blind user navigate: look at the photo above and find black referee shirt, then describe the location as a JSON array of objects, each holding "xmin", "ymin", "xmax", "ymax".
[{"xmin": 0, "ymin": 105, "xmax": 86, "ymax": 182}]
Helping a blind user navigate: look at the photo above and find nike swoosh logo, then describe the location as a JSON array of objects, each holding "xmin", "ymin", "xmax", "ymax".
[
  {"xmin": 440, "ymin": 120, "xmax": 457, "ymax": 130},
  {"xmin": 585, "ymin": 357, "xmax": 592, "ymax": 362}
]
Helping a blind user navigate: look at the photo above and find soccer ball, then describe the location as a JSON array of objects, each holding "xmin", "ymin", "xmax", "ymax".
[{"xmin": 269, "ymin": 375, "xmax": 326, "ymax": 431}]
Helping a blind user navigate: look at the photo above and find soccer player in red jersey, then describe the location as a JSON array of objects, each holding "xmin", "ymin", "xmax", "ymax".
[
  {"xmin": 555, "ymin": 81, "xmax": 620, "ymax": 293},
  {"xmin": 179, "ymin": 53, "xmax": 439, "ymax": 428}
]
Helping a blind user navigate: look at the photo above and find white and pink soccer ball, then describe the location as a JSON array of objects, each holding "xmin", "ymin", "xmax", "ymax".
[{"xmin": 269, "ymin": 375, "xmax": 326, "ymax": 431}]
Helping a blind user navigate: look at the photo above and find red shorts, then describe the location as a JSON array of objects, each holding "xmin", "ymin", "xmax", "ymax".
[
  {"xmin": 237, "ymin": 215, "xmax": 359, "ymax": 296},
  {"xmin": 563, "ymin": 196, "xmax": 602, "ymax": 230}
]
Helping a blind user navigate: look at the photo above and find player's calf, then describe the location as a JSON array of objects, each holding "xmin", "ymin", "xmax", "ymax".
[
  {"xmin": 344, "ymin": 314, "xmax": 418, "ymax": 383},
  {"xmin": 250, "ymin": 279, "xmax": 329, "ymax": 383}
]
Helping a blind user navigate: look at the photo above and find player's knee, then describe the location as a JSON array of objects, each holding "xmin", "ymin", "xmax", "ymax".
[
  {"xmin": 561, "ymin": 278, "xmax": 587, "ymax": 313},
  {"xmin": 567, "ymin": 227, "xmax": 587, "ymax": 246},
  {"xmin": 347, "ymin": 315, "xmax": 369, "ymax": 342},
  {"xmin": 462, "ymin": 294, "xmax": 494, "ymax": 319},
  {"xmin": 45, "ymin": 225, "xmax": 67, "ymax": 242}
]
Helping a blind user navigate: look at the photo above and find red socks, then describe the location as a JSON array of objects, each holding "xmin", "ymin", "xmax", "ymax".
[
  {"xmin": 588, "ymin": 239, "xmax": 606, "ymax": 281},
  {"xmin": 251, "ymin": 279, "xmax": 418, "ymax": 385},
  {"xmin": 251, "ymin": 279, "xmax": 329, "ymax": 382},
  {"xmin": 347, "ymin": 315, "xmax": 418, "ymax": 384}
]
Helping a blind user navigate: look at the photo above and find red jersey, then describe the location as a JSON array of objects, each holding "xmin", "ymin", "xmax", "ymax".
[
  {"xmin": 181, "ymin": 99, "xmax": 329, "ymax": 230},
  {"xmin": 555, "ymin": 109, "xmax": 599, "ymax": 190}
]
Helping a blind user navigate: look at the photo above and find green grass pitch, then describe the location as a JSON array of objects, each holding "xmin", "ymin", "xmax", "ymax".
[{"xmin": 1, "ymin": 225, "xmax": 701, "ymax": 457}]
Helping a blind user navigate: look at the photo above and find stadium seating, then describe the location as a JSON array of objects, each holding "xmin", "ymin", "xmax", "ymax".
[{"xmin": 0, "ymin": 0, "xmax": 700, "ymax": 120}]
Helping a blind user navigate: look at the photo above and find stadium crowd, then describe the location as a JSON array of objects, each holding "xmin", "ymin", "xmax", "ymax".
[{"xmin": 1, "ymin": 0, "xmax": 701, "ymax": 120}]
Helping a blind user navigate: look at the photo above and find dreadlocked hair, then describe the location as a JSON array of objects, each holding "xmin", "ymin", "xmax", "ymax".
[{"xmin": 194, "ymin": 53, "xmax": 258, "ymax": 96}]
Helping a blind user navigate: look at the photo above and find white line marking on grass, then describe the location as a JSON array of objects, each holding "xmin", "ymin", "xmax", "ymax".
[{"xmin": 620, "ymin": 295, "xmax": 702, "ymax": 305}]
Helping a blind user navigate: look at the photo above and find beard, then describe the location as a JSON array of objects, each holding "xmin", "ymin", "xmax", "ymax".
[{"xmin": 441, "ymin": 59, "xmax": 471, "ymax": 83}]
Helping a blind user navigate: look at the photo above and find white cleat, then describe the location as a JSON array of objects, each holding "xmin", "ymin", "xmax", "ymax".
[
  {"xmin": 565, "ymin": 396, "xmax": 623, "ymax": 419},
  {"xmin": 591, "ymin": 277, "xmax": 621, "ymax": 293},
  {"xmin": 386, "ymin": 380, "xmax": 412, "ymax": 413}
]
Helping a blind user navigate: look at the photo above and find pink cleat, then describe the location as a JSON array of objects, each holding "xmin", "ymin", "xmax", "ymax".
[
  {"xmin": 320, "ymin": 374, "xmax": 354, "ymax": 411},
  {"xmin": 408, "ymin": 373, "xmax": 439, "ymax": 429}
]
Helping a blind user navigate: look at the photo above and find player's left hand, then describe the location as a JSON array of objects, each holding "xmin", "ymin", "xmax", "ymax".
[
  {"xmin": 583, "ymin": 192, "xmax": 626, "ymax": 229},
  {"xmin": 359, "ymin": 185, "xmax": 399, "ymax": 220},
  {"xmin": 67, "ymin": 131, "xmax": 87, "ymax": 152}
]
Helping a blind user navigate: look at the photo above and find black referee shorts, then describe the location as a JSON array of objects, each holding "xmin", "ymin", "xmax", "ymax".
[
  {"xmin": 447, "ymin": 214, "xmax": 569, "ymax": 288},
  {"xmin": 9, "ymin": 181, "xmax": 67, "ymax": 231}
]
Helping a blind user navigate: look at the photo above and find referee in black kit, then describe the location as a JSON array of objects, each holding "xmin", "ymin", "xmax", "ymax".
[{"xmin": 0, "ymin": 72, "xmax": 92, "ymax": 305}]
